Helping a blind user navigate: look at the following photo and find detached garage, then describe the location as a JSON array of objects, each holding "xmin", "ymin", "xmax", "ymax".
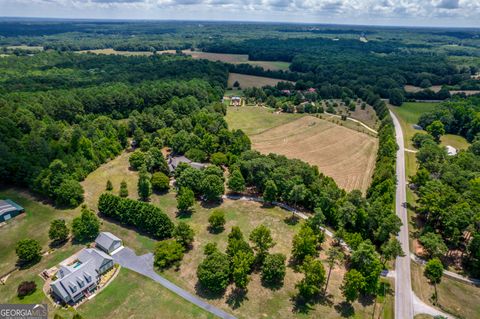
[
  {"xmin": 0, "ymin": 199, "xmax": 25, "ymax": 222},
  {"xmin": 95, "ymin": 232, "xmax": 123, "ymax": 255}
]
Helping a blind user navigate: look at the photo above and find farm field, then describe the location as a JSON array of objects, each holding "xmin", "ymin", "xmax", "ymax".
[
  {"xmin": 6, "ymin": 45, "xmax": 44, "ymax": 51},
  {"xmin": 249, "ymin": 115, "xmax": 378, "ymax": 192},
  {"xmin": 181, "ymin": 50, "xmax": 291, "ymax": 71},
  {"xmin": 225, "ymin": 105, "xmax": 303, "ymax": 135},
  {"xmin": 228, "ymin": 73, "xmax": 292, "ymax": 89},
  {"xmin": 78, "ymin": 48, "xmax": 154, "ymax": 56}
]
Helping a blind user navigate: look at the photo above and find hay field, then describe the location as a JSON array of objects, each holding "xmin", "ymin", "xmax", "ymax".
[
  {"xmin": 251, "ymin": 116, "xmax": 378, "ymax": 192},
  {"xmin": 228, "ymin": 73, "xmax": 291, "ymax": 88},
  {"xmin": 78, "ymin": 48, "xmax": 154, "ymax": 56},
  {"xmin": 182, "ymin": 50, "xmax": 290, "ymax": 71}
]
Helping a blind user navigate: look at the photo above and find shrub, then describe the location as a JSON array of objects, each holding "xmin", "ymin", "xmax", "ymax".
[
  {"xmin": 154, "ymin": 239, "xmax": 185, "ymax": 269},
  {"xmin": 208, "ymin": 209, "xmax": 226, "ymax": 233},
  {"xmin": 129, "ymin": 150, "xmax": 145, "ymax": 170},
  {"xmin": 151, "ymin": 172, "xmax": 170, "ymax": 193},
  {"xmin": 119, "ymin": 180, "xmax": 128, "ymax": 197},
  {"xmin": 17, "ymin": 281, "xmax": 37, "ymax": 298},
  {"xmin": 106, "ymin": 180, "xmax": 113, "ymax": 191},
  {"xmin": 174, "ymin": 222, "xmax": 195, "ymax": 248}
]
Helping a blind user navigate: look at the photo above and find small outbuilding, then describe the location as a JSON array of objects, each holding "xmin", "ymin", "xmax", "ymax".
[
  {"xmin": 94, "ymin": 232, "xmax": 123, "ymax": 255},
  {"xmin": 0, "ymin": 199, "xmax": 25, "ymax": 222}
]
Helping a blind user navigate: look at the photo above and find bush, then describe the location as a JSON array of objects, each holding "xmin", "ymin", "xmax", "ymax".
[
  {"xmin": 261, "ymin": 253, "xmax": 286, "ymax": 286},
  {"xmin": 98, "ymin": 193, "xmax": 174, "ymax": 239},
  {"xmin": 197, "ymin": 251, "xmax": 231, "ymax": 294},
  {"xmin": 17, "ymin": 281, "xmax": 37, "ymax": 298},
  {"xmin": 129, "ymin": 150, "xmax": 145, "ymax": 170},
  {"xmin": 208, "ymin": 209, "xmax": 226, "ymax": 233},
  {"xmin": 55, "ymin": 179, "xmax": 84, "ymax": 208},
  {"xmin": 210, "ymin": 152, "xmax": 228, "ymax": 166},
  {"xmin": 106, "ymin": 180, "xmax": 113, "ymax": 191},
  {"xmin": 154, "ymin": 239, "xmax": 185, "ymax": 269},
  {"xmin": 16, "ymin": 239, "xmax": 41, "ymax": 264},
  {"xmin": 119, "ymin": 180, "xmax": 128, "ymax": 197},
  {"xmin": 151, "ymin": 172, "xmax": 170, "ymax": 193}
]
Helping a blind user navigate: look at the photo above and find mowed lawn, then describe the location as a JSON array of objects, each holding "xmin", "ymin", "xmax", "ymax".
[
  {"xmin": 228, "ymin": 73, "xmax": 292, "ymax": 89},
  {"xmin": 225, "ymin": 105, "xmax": 303, "ymax": 135},
  {"xmin": 248, "ymin": 115, "xmax": 378, "ymax": 193}
]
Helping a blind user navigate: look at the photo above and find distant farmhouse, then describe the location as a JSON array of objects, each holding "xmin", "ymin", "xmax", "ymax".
[
  {"xmin": 231, "ymin": 96, "xmax": 242, "ymax": 106},
  {"xmin": 167, "ymin": 155, "xmax": 207, "ymax": 173},
  {"xmin": 50, "ymin": 232, "xmax": 122, "ymax": 305},
  {"xmin": 0, "ymin": 199, "xmax": 24, "ymax": 222}
]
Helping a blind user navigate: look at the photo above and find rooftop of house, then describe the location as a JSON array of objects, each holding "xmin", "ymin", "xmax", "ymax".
[
  {"xmin": 51, "ymin": 248, "xmax": 113, "ymax": 302},
  {"xmin": 167, "ymin": 155, "xmax": 207, "ymax": 172},
  {"xmin": 95, "ymin": 232, "xmax": 121, "ymax": 250},
  {"xmin": 0, "ymin": 199, "xmax": 24, "ymax": 215}
]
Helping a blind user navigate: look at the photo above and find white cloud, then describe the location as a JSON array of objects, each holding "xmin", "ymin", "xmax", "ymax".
[{"xmin": 1, "ymin": 0, "xmax": 479, "ymax": 26}]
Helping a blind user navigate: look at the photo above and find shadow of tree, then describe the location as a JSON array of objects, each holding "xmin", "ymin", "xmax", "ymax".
[
  {"xmin": 334, "ymin": 301, "xmax": 355, "ymax": 318},
  {"xmin": 194, "ymin": 281, "xmax": 226, "ymax": 300},
  {"xmin": 284, "ymin": 215, "xmax": 299, "ymax": 226},
  {"xmin": 176, "ymin": 210, "xmax": 193, "ymax": 219},
  {"xmin": 226, "ymin": 287, "xmax": 248, "ymax": 309}
]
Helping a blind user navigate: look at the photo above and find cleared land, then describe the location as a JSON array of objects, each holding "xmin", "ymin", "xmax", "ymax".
[
  {"xmin": 250, "ymin": 115, "xmax": 378, "ymax": 192},
  {"xmin": 182, "ymin": 50, "xmax": 290, "ymax": 71},
  {"xmin": 78, "ymin": 48, "xmax": 154, "ymax": 56},
  {"xmin": 225, "ymin": 105, "xmax": 303, "ymax": 135},
  {"xmin": 404, "ymin": 85, "xmax": 442, "ymax": 93},
  {"xmin": 228, "ymin": 73, "xmax": 292, "ymax": 89},
  {"xmin": 6, "ymin": 45, "xmax": 44, "ymax": 51}
]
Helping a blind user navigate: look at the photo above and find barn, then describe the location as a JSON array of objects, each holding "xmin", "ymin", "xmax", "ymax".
[{"xmin": 0, "ymin": 199, "xmax": 25, "ymax": 222}]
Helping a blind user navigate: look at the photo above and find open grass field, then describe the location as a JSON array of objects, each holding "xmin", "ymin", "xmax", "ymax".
[
  {"xmin": 78, "ymin": 48, "xmax": 154, "ymax": 56},
  {"xmin": 228, "ymin": 73, "xmax": 292, "ymax": 89},
  {"xmin": 249, "ymin": 116, "xmax": 378, "ymax": 192},
  {"xmin": 181, "ymin": 50, "xmax": 290, "ymax": 71},
  {"xmin": 225, "ymin": 105, "xmax": 303, "ymax": 135},
  {"xmin": 404, "ymin": 85, "xmax": 442, "ymax": 93},
  {"xmin": 411, "ymin": 263, "xmax": 480, "ymax": 319},
  {"xmin": 6, "ymin": 45, "xmax": 44, "ymax": 51}
]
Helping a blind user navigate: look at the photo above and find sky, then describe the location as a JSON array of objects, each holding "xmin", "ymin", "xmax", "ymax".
[{"xmin": 1, "ymin": 0, "xmax": 480, "ymax": 28}]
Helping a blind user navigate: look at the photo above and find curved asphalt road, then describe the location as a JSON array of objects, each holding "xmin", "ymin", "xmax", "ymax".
[
  {"xmin": 390, "ymin": 110, "xmax": 415, "ymax": 319},
  {"xmin": 112, "ymin": 247, "xmax": 237, "ymax": 319}
]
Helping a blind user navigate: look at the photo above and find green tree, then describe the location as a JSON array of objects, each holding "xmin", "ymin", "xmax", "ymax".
[
  {"xmin": 380, "ymin": 237, "xmax": 405, "ymax": 265},
  {"xmin": 261, "ymin": 253, "xmax": 286, "ymax": 287},
  {"xmin": 154, "ymin": 239, "xmax": 184, "ymax": 269},
  {"xmin": 426, "ymin": 120, "xmax": 445, "ymax": 143},
  {"xmin": 48, "ymin": 219, "xmax": 69, "ymax": 243},
  {"xmin": 249, "ymin": 224, "xmax": 275, "ymax": 264},
  {"xmin": 208, "ymin": 209, "xmax": 226, "ymax": 233},
  {"xmin": 226, "ymin": 227, "xmax": 254, "ymax": 261},
  {"xmin": 424, "ymin": 258, "xmax": 443, "ymax": 305},
  {"xmin": 324, "ymin": 246, "xmax": 344, "ymax": 294},
  {"xmin": 263, "ymin": 180, "xmax": 277, "ymax": 203},
  {"xmin": 72, "ymin": 207, "xmax": 100, "ymax": 242},
  {"xmin": 197, "ymin": 251, "xmax": 231, "ymax": 294},
  {"xmin": 129, "ymin": 150, "xmax": 146, "ymax": 170},
  {"xmin": 15, "ymin": 239, "xmax": 41, "ymax": 264},
  {"xmin": 173, "ymin": 222, "xmax": 195, "ymax": 248},
  {"xmin": 119, "ymin": 180, "xmax": 129, "ymax": 197},
  {"xmin": 201, "ymin": 174, "xmax": 224, "ymax": 202},
  {"xmin": 419, "ymin": 232, "xmax": 447, "ymax": 259},
  {"xmin": 55, "ymin": 179, "xmax": 84, "ymax": 208},
  {"xmin": 176, "ymin": 187, "xmax": 195, "ymax": 213},
  {"xmin": 137, "ymin": 164, "xmax": 152, "ymax": 201},
  {"xmin": 292, "ymin": 224, "xmax": 318, "ymax": 262},
  {"xmin": 350, "ymin": 241, "xmax": 382, "ymax": 294},
  {"xmin": 296, "ymin": 256, "xmax": 326, "ymax": 300},
  {"xmin": 341, "ymin": 269, "xmax": 366, "ymax": 303},
  {"xmin": 210, "ymin": 152, "xmax": 228, "ymax": 166},
  {"xmin": 227, "ymin": 169, "xmax": 246, "ymax": 193},
  {"xmin": 151, "ymin": 172, "xmax": 170, "ymax": 193},
  {"xmin": 106, "ymin": 180, "xmax": 113, "ymax": 191},
  {"xmin": 232, "ymin": 251, "xmax": 254, "ymax": 290}
]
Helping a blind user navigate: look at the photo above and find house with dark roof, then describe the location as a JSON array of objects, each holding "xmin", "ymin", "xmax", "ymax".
[
  {"xmin": 167, "ymin": 155, "xmax": 207, "ymax": 173},
  {"xmin": 0, "ymin": 199, "xmax": 24, "ymax": 222},
  {"xmin": 95, "ymin": 232, "xmax": 123, "ymax": 255},
  {"xmin": 50, "ymin": 248, "xmax": 114, "ymax": 304}
]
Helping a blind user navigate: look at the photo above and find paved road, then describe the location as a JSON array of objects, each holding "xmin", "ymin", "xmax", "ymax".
[
  {"xmin": 112, "ymin": 247, "xmax": 237, "ymax": 319},
  {"xmin": 390, "ymin": 110, "xmax": 415, "ymax": 319}
]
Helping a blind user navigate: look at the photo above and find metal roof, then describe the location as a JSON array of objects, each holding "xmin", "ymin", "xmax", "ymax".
[
  {"xmin": 95, "ymin": 232, "xmax": 122, "ymax": 251},
  {"xmin": 0, "ymin": 199, "xmax": 24, "ymax": 215}
]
